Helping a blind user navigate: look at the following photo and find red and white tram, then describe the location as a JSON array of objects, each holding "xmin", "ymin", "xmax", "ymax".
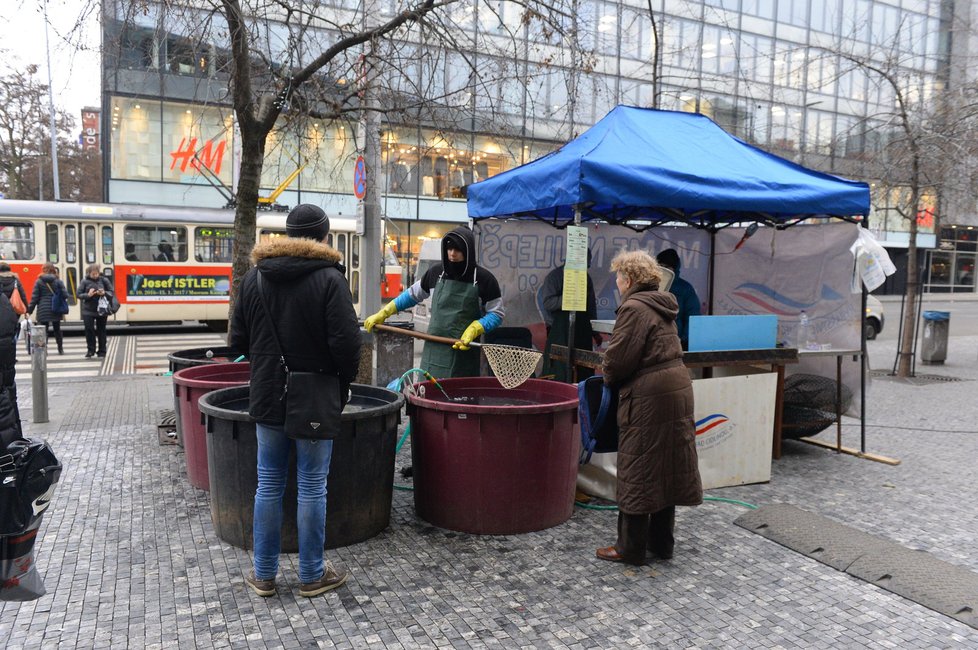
[{"xmin": 0, "ymin": 199, "xmax": 392, "ymax": 328}]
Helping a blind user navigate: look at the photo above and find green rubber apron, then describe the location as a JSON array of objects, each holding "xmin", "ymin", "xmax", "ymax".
[{"xmin": 420, "ymin": 275, "xmax": 482, "ymax": 378}]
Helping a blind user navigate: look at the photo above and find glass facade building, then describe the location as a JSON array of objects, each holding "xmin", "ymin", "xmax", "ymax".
[{"xmin": 101, "ymin": 0, "xmax": 974, "ymax": 290}]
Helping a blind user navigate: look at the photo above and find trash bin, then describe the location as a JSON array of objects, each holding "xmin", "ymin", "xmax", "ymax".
[
  {"xmin": 167, "ymin": 347, "xmax": 238, "ymax": 446},
  {"xmin": 172, "ymin": 363, "xmax": 251, "ymax": 490},
  {"xmin": 198, "ymin": 384, "xmax": 403, "ymax": 551},
  {"xmin": 921, "ymin": 311, "xmax": 950, "ymax": 364}
]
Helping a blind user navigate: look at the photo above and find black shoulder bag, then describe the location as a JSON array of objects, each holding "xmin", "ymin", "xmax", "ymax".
[{"xmin": 256, "ymin": 272, "xmax": 343, "ymax": 440}]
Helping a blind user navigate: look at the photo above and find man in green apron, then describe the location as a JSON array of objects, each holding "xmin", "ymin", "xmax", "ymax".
[
  {"xmin": 539, "ymin": 250, "xmax": 601, "ymax": 383},
  {"xmin": 364, "ymin": 226, "xmax": 504, "ymax": 378}
]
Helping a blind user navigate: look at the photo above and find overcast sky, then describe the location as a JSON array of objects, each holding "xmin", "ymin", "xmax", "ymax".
[{"xmin": 3, "ymin": 0, "xmax": 101, "ymax": 122}]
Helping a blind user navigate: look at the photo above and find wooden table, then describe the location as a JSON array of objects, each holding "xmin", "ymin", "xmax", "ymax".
[{"xmin": 549, "ymin": 345, "xmax": 799, "ymax": 458}]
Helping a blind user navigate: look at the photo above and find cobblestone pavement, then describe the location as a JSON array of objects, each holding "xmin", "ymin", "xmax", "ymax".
[{"xmin": 3, "ymin": 337, "xmax": 978, "ymax": 649}]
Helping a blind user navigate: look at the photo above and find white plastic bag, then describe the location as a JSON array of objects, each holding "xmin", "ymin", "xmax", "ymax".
[{"xmin": 850, "ymin": 229, "xmax": 896, "ymax": 293}]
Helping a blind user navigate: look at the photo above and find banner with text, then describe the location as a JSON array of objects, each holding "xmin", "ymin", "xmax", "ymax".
[{"xmin": 126, "ymin": 273, "xmax": 232, "ymax": 301}]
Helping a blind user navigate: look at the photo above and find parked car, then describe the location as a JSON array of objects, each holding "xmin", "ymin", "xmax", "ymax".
[{"xmin": 865, "ymin": 294, "xmax": 885, "ymax": 340}]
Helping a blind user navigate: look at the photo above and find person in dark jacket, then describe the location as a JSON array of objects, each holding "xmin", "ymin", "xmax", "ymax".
[
  {"xmin": 363, "ymin": 225, "xmax": 504, "ymax": 378},
  {"xmin": 77, "ymin": 264, "xmax": 113, "ymax": 358},
  {"xmin": 228, "ymin": 204, "xmax": 361, "ymax": 599},
  {"xmin": 656, "ymin": 249, "xmax": 701, "ymax": 350},
  {"xmin": 596, "ymin": 250, "xmax": 702, "ymax": 566},
  {"xmin": 539, "ymin": 249, "xmax": 601, "ymax": 383},
  {"xmin": 27, "ymin": 262, "xmax": 69, "ymax": 355},
  {"xmin": 0, "ymin": 289, "xmax": 20, "ymax": 406},
  {"xmin": 0, "ymin": 262, "xmax": 28, "ymax": 314}
]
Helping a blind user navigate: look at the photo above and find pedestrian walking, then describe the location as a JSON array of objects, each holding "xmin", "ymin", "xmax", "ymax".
[
  {"xmin": 27, "ymin": 263, "xmax": 69, "ymax": 355},
  {"xmin": 596, "ymin": 250, "xmax": 702, "ymax": 566},
  {"xmin": 229, "ymin": 204, "xmax": 361, "ymax": 598},
  {"xmin": 77, "ymin": 264, "xmax": 113, "ymax": 358}
]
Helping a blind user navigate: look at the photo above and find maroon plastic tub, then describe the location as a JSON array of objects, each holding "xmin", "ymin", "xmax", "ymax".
[
  {"xmin": 406, "ymin": 377, "xmax": 579, "ymax": 535},
  {"xmin": 172, "ymin": 362, "xmax": 251, "ymax": 491}
]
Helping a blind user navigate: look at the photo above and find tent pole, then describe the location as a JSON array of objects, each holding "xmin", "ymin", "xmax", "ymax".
[
  {"xmin": 860, "ymin": 217, "xmax": 868, "ymax": 454},
  {"xmin": 708, "ymin": 230, "xmax": 716, "ymax": 314}
]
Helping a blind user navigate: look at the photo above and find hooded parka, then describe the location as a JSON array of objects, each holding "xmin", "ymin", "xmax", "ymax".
[
  {"xmin": 28, "ymin": 274, "xmax": 69, "ymax": 324},
  {"xmin": 228, "ymin": 237, "xmax": 361, "ymax": 425},
  {"xmin": 602, "ymin": 283, "xmax": 702, "ymax": 515}
]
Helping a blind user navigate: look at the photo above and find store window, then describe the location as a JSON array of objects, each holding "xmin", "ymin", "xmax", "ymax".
[
  {"xmin": 110, "ymin": 97, "xmax": 163, "ymax": 181},
  {"xmin": 124, "ymin": 225, "xmax": 188, "ymax": 262},
  {"xmin": 0, "ymin": 222, "xmax": 35, "ymax": 261},
  {"xmin": 163, "ymin": 102, "xmax": 233, "ymax": 185},
  {"xmin": 195, "ymin": 226, "xmax": 234, "ymax": 263}
]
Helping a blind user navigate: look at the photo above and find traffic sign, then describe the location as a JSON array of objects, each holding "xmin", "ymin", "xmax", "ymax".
[{"xmin": 353, "ymin": 156, "xmax": 367, "ymax": 199}]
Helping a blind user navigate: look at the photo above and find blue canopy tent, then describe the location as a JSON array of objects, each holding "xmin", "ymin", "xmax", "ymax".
[
  {"xmin": 467, "ymin": 105, "xmax": 870, "ymax": 230},
  {"xmin": 466, "ymin": 105, "xmax": 875, "ymax": 455}
]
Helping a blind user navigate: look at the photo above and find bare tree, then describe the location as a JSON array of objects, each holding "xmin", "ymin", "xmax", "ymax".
[
  {"xmin": 0, "ymin": 59, "xmax": 78, "ymax": 199},
  {"xmin": 102, "ymin": 0, "xmax": 575, "ymax": 318}
]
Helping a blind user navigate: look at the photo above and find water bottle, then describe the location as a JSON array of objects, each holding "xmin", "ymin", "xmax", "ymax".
[{"xmin": 796, "ymin": 311, "xmax": 814, "ymax": 350}]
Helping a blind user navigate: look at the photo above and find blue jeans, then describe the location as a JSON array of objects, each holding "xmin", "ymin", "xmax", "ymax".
[{"xmin": 253, "ymin": 423, "xmax": 333, "ymax": 583}]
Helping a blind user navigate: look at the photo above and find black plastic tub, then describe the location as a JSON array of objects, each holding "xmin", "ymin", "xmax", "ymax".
[{"xmin": 198, "ymin": 384, "xmax": 403, "ymax": 551}]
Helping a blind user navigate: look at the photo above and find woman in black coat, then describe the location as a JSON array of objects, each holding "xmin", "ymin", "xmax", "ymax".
[
  {"xmin": 77, "ymin": 263, "xmax": 114, "ymax": 358},
  {"xmin": 27, "ymin": 262, "xmax": 69, "ymax": 355}
]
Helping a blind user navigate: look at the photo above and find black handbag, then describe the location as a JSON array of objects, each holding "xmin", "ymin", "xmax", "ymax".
[{"xmin": 257, "ymin": 272, "xmax": 343, "ymax": 440}]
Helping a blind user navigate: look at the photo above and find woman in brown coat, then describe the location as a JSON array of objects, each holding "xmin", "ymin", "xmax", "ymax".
[{"xmin": 596, "ymin": 250, "xmax": 703, "ymax": 565}]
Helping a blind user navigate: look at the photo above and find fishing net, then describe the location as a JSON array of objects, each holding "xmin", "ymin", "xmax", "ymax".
[{"xmin": 481, "ymin": 344, "xmax": 542, "ymax": 389}]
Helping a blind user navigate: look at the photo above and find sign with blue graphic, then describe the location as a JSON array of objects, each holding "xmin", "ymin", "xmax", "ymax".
[{"xmin": 353, "ymin": 156, "xmax": 366, "ymax": 199}]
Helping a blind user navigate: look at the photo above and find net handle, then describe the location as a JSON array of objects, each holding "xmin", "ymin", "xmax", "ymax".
[{"xmin": 373, "ymin": 323, "xmax": 482, "ymax": 348}]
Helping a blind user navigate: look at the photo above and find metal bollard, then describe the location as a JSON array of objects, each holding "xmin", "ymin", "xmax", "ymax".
[{"xmin": 30, "ymin": 322, "xmax": 49, "ymax": 424}]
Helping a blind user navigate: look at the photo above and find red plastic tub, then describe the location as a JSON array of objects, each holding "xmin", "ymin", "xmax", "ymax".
[
  {"xmin": 406, "ymin": 377, "xmax": 579, "ymax": 534},
  {"xmin": 172, "ymin": 363, "xmax": 251, "ymax": 491}
]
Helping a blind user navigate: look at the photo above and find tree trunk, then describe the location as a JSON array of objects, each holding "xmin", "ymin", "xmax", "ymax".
[
  {"xmin": 896, "ymin": 215, "xmax": 919, "ymax": 377},
  {"xmin": 227, "ymin": 130, "xmax": 265, "ymax": 322}
]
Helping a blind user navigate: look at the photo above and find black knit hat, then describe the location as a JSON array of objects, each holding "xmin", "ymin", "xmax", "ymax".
[{"xmin": 286, "ymin": 204, "xmax": 330, "ymax": 240}]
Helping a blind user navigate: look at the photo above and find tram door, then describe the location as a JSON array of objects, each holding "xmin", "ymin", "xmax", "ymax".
[{"xmin": 48, "ymin": 222, "xmax": 115, "ymax": 318}]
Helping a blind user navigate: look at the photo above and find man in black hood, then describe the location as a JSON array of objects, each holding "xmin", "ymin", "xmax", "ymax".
[
  {"xmin": 229, "ymin": 204, "xmax": 360, "ymax": 599},
  {"xmin": 364, "ymin": 225, "xmax": 504, "ymax": 378}
]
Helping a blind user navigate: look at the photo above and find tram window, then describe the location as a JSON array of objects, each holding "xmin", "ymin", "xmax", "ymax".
[
  {"xmin": 84, "ymin": 226, "xmax": 97, "ymax": 264},
  {"xmin": 195, "ymin": 226, "xmax": 234, "ymax": 263},
  {"xmin": 351, "ymin": 235, "xmax": 361, "ymax": 269},
  {"xmin": 65, "ymin": 267, "xmax": 79, "ymax": 303},
  {"xmin": 259, "ymin": 229, "xmax": 285, "ymax": 245},
  {"xmin": 326, "ymin": 233, "xmax": 334, "ymax": 248},
  {"xmin": 336, "ymin": 233, "xmax": 347, "ymax": 261},
  {"xmin": 0, "ymin": 222, "xmax": 35, "ymax": 261},
  {"xmin": 46, "ymin": 224, "xmax": 59, "ymax": 262},
  {"xmin": 123, "ymin": 225, "xmax": 188, "ymax": 262},
  {"xmin": 351, "ymin": 270, "xmax": 360, "ymax": 304},
  {"xmin": 65, "ymin": 226, "xmax": 77, "ymax": 264},
  {"xmin": 102, "ymin": 226, "xmax": 114, "ymax": 266}
]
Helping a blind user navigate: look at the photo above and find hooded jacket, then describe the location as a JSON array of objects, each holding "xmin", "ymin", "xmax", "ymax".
[
  {"xmin": 403, "ymin": 225, "xmax": 504, "ymax": 329},
  {"xmin": 602, "ymin": 283, "xmax": 702, "ymax": 515},
  {"xmin": 662, "ymin": 256, "xmax": 701, "ymax": 349},
  {"xmin": 228, "ymin": 237, "xmax": 361, "ymax": 425},
  {"xmin": 0, "ymin": 272, "xmax": 27, "ymax": 309},
  {"xmin": 77, "ymin": 275, "xmax": 114, "ymax": 319},
  {"xmin": 28, "ymin": 274, "xmax": 69, "ymax": 324}
]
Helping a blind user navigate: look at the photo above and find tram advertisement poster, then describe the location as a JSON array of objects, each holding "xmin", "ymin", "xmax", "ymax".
[{"xmin": 126, "ymin": 273, "xmax": 231, "ymax": 301}]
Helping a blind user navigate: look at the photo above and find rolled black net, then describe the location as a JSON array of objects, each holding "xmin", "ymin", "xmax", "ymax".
[{"xmin": 781, "ymin": 373, "xmax": 853, "ymax": 440}]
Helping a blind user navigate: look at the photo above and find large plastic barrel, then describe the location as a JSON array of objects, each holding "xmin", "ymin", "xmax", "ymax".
[
  {"xmin": 406, "ymin": 377, "xmax": 579, "ymax": 535},
  {"xmin": 198, "ymin": 384, "xmax": 403, "ymax": 551},
  {"xmin": 167, "ymin": 347, "xmax": 238, "ymax": 446},
  {"xmin": 172, "ymin": 363, "xmax": 251, "ymax": 490}
]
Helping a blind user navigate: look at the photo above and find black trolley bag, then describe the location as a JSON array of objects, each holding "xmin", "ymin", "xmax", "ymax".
[
  {"xmin": 0, "ymin": 431, "xmax": 63, "ymax": 601},
  {"xmin": 577, "ymin": 375, "xmax": 619, "ymax": 464}
]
